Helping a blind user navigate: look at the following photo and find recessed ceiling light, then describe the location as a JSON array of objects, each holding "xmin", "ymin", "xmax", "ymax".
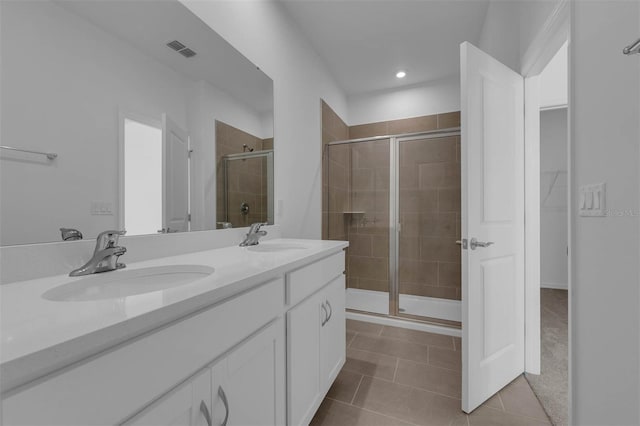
[{"xmin": 396, "ymin": 70, "xmax": 406, "ymax": 79}]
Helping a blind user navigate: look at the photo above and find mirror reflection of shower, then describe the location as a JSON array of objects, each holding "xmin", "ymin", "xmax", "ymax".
[{"xmin": 215, "ymin": 120, "xmax": 274, "ymax": 229}]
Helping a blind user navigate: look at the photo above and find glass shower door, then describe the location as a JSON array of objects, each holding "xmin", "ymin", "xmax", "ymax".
[
  {"xmin": 326, "ymin": 139, "xmax": 391, "ymax": 315},
  {"xmin": 396, "ymin": 134, "xmax": 461, "ymax": 323}
]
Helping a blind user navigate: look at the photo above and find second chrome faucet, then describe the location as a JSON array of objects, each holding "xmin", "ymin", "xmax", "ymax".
[
  {"xmin": 239, "ymin": 222, "xmax": 268, "ymax": 247},
  {"xmin": 70, "ymin": 230, "xmax": 127, "ymax": 276}
]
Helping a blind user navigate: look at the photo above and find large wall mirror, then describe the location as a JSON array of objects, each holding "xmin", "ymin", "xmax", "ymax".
[{"xmin": 0, "ymin": 0, "xmax": 274, "ymax": 246}]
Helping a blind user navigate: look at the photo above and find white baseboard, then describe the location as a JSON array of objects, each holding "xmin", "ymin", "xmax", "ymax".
[
  {"xmin": 541, "ymin": 281, "xmax": 568, "ymax": 290},
  {"xmin": 346, "ymin": 311, "xmax": 461, "ymax": 337}
]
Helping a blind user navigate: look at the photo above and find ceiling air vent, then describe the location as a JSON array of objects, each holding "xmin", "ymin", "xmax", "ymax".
[
  {"xmin": 166, "ymin": 40, "xmax": 196, "ymax": 58},
  {"xmin": 179, "ymin": 48, "xmax": 196, "ymax": 58}
]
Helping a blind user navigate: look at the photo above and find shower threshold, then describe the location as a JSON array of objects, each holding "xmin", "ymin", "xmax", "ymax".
[{"xmin": 346, "ymin": 288, "xmax": 461, "ymax": 327}]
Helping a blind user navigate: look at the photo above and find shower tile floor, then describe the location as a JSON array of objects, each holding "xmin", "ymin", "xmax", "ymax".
[{"xmin": 311, "ymin": 320, "xmax": 551, "ymax": 426}]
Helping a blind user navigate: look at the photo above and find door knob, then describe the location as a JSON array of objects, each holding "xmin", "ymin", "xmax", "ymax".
[{"xmin": 470, "ymin": 238, "xmax": 494, "ymax": 250}]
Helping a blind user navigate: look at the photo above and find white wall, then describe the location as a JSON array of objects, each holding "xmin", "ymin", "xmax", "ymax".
[
  {"xmin": 539, "ymin": 42, "xmax": 568, "ymax": 108},
  {"xmin": 347, "ymin": 76, "xmax": 460, "ymax": 126},
  {"xmin": 0, "ymin": 0, "xmax": 267, "ymax": 245},
  {"xmin": 478, "ymin": 0, "xmax": 563, "ymax": 73},
  {"xmin": 0, "ymin": 0, "xmax": 188, "ymax": 245},
  {"xmin": 181, "ymin": 0, "xmax": 348, "ymax": 239},
  {"xmin": 478, "ymin": 0, "xmax": 521, "ymax": 71},
  {"xmin": 540, "ymin": 108, "xmax": 568, "ymax": 289},
  {"xmin": 570, "ymin": 2, "xmax": 640, "ymax": 424}
]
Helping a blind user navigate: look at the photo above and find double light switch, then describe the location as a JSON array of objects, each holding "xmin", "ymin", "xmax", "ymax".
[{"xmin": 579, "ymin": 183, "xmax": 606, "ymax": 217}]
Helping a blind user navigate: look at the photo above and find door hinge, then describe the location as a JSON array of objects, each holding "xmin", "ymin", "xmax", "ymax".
[
  {"xmin": 188, "ymin": 149, "xmax": 193, "ymax": 158},
  {"xmin": 188, "ymin": 213, "xmax": 191, "ymax": 221}
]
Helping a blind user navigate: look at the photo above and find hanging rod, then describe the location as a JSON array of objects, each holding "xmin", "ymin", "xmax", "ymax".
[
  {"xmin": 0, "ymin": 146, "xmax": 58, "ymax": 160},
  {"xmin": 623, "ymin": 38, "xmax": 640, "ymax": 55}
]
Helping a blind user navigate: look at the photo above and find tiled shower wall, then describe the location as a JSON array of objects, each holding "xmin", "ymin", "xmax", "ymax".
[
  {"xmin": 321, "ymin": 102, "xmax": 461, "ymax": 302},
  {"xmin": 215, "ymin": 120, "xmax": 270, "ymax": 228}
]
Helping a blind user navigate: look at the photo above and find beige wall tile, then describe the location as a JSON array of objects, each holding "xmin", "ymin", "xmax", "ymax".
[
  {"xmin": 400, "ymin": 137, "xmax": 457, "ymax": 166},
  {"xmin": 388, "ymin": 115, "xmax": 438, "ymax": 134},
  {"xmin": 349, "ymin": 233, "xmax": 373, "ymax": 257},
  {"xmin": 398, "ymin": 259, "xmax": 437, "ymax": 284},
  {"xmin": 438, "ymin": 188, "xmax": 461, "ymax": 212},
  {"xmin": 350, "ymin": 255, "xmax": 389, "ymax": 280},
  {"xmin": 437, "ymin": 111, "xmax": 461, "ymax": 129},
  {"xmin": 357, "ymin": 278, "xmax": 389, "ymax": 292},
  {"xmin": 399, "ymin": 236, "xmax": 420, "ymax": 260},
  {"xmin": 438, "ymin": 262, "xmax": 461, "ymax": 287},
  {"xmin": 420, "ymin": 237, "xmax": 460, "ymax": 262},
  {"xmin": 371, "ymin": 234, "xmax": 389, "ymax": 257},
  {"xmin": 349, "ymin": 122, "xmax": 389, "ymax": 139},
  {"xmin": 418, "ymin": 162, "xmax": 461, "ymax": 189}
]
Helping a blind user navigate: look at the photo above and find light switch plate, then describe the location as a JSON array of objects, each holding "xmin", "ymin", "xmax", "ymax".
[{"xmin": 579, "ymin": 183, "xmax": 606, "ymax": 217}]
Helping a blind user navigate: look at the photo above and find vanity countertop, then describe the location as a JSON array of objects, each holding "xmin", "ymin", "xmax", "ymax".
[{"xmin": 0, "ymin": 238, "xmax": 348, "ymax": 393}]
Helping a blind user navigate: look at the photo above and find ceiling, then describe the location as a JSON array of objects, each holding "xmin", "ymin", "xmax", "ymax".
[{"xmin": 280, "ymin": 0, "xmax": 490, "ymax": 96}]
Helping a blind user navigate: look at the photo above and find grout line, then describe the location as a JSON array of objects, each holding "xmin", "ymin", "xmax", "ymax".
[
  {"xmin": 354, "ymin": 403, "xmax": 423, "ymax": 426},
  {"xmin": 496, "ymin": 392, "xmax": 506, "ymax": 411},
  {"xmin": 392, "ymin": 357, "xmax": 400, "ymax": 382},
  {"xmin": 347, "ymin": 345, "xmax": 460, "ymax": 373},
  {"xmin": 349, "ymin": 374, "xmax": 365, "ymax": 405}
]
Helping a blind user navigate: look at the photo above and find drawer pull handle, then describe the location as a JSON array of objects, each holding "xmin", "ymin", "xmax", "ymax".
[
  {"xmin": 321, "ymin": 302, "xmax": 328, "ymax": 326},
  {"xmin": 200, "ymin": 400, "xmax": 212, "ymax": 426},
  {"xmin": 326, "ymin": 300, "xmax": 332, "ymax": 323},
  {"xmin": 218, "ymin": 386, "xmax": 229, "ymax": 426}
]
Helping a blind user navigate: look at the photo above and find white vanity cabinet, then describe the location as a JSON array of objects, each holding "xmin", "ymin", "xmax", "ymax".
[
  {"xmin": 126, "ymin": 319, "xmax": 285, "ymax": 426},
  {"xmin": 126, "ymin": 369, "xmax": 212, "ymax": 426},
  {"xmin": 286, "ymin": 252, "xmax": 346, "ymax": 426},
  {"xmin": 1, "ymin": 242, "xmax": 347, "ymax": 426},
  {"xmin": 209, "ymin": 319, "xmax": 285, "ymax": 426}
]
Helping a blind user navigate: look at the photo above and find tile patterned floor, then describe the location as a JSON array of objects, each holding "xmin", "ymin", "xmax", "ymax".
[
  {"xmin": 311, "ymin": 320, "xmax": 551, "ymax": 426},
  {"xmin": 525, "ymin": 289, "xmax": 568, "ymax": 426}
]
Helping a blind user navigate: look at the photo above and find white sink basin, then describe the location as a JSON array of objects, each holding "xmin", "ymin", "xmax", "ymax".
[
  {"xmin": 42, "ymin": 265, "xmax": 214, "ymax": 302},
  {"xmin": 246, "ymin": 243, "xmax": 309, "ymax": 253}
]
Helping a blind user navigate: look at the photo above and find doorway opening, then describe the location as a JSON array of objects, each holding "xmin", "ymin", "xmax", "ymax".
[{"xmin": 123, "ymin": 117, "xmax": 162, "ymax": 236}]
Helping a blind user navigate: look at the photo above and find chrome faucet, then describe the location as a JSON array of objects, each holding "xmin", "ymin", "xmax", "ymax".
[
  {"xmin": 69, "ymin": 230, "xmax": 127, "ymax": 276},
  {"xmin": 239, "ymin": 222, "xmax": 268, "ymax": 247}
]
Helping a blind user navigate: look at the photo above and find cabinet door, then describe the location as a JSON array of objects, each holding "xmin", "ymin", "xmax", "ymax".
[
  {"xmin": 320, "ymin": 275, "xmax": 346, "ymax": 391},
  {"xmin": 126, "ymin": 369, "xmax": 211, "ymax": 426},
  {"xmin": 211, "ymin": 319, "xmax": 285, "ymax": 426},
  {"xmin": 287, "ymin": 291, "xmax": 324, "ymax": 426}
]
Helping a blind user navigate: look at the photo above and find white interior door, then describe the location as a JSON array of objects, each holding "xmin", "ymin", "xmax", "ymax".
[
  {"xmin": 162, "ymin": 114, "xmax": 190, "ymax": 233},
  {"xmin": 460, "ymin": 42, "xmax": 525, "ymax": 413}
]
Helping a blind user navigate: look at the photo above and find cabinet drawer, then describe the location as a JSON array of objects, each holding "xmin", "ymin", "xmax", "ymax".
[
  {"xmin": 2, "ymin": 278, "xmax": 284, "ymax": 426},
  {"xmin": 286, "ymin": 251, "xmax": 344, "ymax": 307}
]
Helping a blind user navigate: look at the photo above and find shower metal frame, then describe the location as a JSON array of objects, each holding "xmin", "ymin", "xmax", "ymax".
[
  {"xmin": 222, "ymin": 149, "xmax": 274, "ymax": 225},
  {"xmin": 327, "ymin": 127, "xmax": 462, "ymax": 322}
]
